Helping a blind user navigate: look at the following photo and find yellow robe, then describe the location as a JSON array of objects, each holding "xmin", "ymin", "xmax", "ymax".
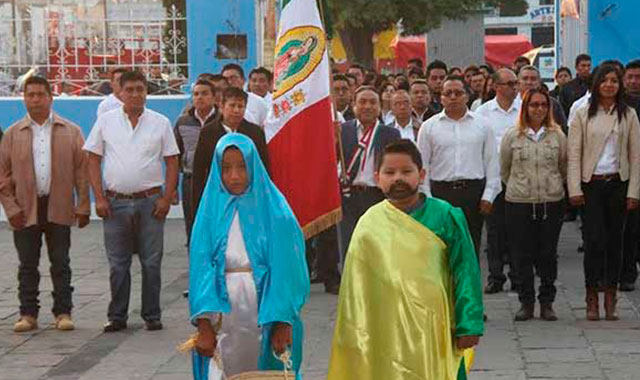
[{"xmin": 328, "ymin": 198, "xmax": 483, "ymax": 380}]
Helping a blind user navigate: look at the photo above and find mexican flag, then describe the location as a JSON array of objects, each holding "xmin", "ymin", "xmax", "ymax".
[{"xmin": 265, "ymin": 0, "xmax": 341, "ymax": 238}]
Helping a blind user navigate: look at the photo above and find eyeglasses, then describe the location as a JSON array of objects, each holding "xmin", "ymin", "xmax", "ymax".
[
  {"xmin": 496, "ymin": 81, "xmax": 518, "ymax": 87},
  {"xmin": 442, "ymin": 89, "xmax": 466, "ymax": 98},
  {"xmin": 528, "ymin": 102, "xmax": 549, "ymax": 109}
]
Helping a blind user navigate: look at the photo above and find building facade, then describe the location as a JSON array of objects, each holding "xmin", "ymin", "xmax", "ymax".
[{"xmin": 485, "ymin": 0, "xmax": 555, "ymax": 48}]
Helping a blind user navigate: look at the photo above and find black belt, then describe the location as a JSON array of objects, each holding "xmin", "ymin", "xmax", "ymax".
[
  {"xmin": 105, "ymin": 186, "xmax": 162, "ymax": 200},
  {"xmin": 590, "ymin": 173, "xmax": 620, "ymax": 182},
  {"xmin": 431, "ymin": 178, "xmax": 485, "ymax": 190},
  {"xmin": 183, "ymin": 173, "xmax": 193, "ymax": 179}
]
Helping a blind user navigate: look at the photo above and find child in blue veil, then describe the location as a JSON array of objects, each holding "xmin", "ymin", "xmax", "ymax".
[{"xmin": 189, "ymin": 133, "xmax": 309, "ymax": 379}]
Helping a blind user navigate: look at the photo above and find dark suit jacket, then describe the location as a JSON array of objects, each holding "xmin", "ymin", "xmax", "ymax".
[
  {"xmin": 191, "ymin": 119, "xmax": 269, "ymax": 216},
  {"xmin": 340, "ymin": 119, "xmax": 401, "ymax": 181}
]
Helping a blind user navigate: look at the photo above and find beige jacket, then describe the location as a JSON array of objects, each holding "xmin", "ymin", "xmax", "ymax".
[
  {"xmin": 0, "ymin": 113, "xmax": 90, "ymax": 228},
  {"xmin": 500, "ymin": 126, "xmax": 567, "ymax": 203},
  {"xmin": 567, "ymin": 104, "xmax": 640, "ymax": 199}
]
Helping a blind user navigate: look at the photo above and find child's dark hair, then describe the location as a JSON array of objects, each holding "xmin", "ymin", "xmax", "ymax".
[{"xmin": 376, "ymin": 139, "xmax": 423, "ymax": 171}]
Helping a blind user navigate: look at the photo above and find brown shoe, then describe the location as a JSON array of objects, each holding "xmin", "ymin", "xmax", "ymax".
[
  {"xmin": 604, "ymin": 287, "xmax": 619, "ymax": 321},
  {"xmin": 540, "ymin": 303, "xmax": 558, "ymax": 321},
  {"xmin": 514, "ymin": 303, "xmax": 534, "ymax": 321},
  {"xmin": 13, "ymin": 315, "xmax": 38, "ymax": 333},
  {"xmin": 586, "ymin": 287, "xmax": 600, "ymax": 321},
  {"xmin": 55, "ymin": 314, "xmax": 75, "ymax": 331}
]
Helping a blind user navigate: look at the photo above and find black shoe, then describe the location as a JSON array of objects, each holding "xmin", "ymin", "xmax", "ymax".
[
  {"xmin": 539, "ymin": 303, "xmax": 558, "ymax": 321},
  {"xmin": 145, "ymin": 320, "xmax": 163, "ymax": 331},
  {"xmin": 510, "ymin": 282, "xmax": 519, "ymax": 292},
  {"xmin": 514, "ymin": 304, "xmax": 534, "ymax": 321},
  {"xmin": 577, "ymin": 244, "xmax": 584, "ymax": 252},
  {"xmin": 182, "ymin": 290, "xmax": 189, "ymax": 298},
  {"xmin": 103, "ymin": 320, "xmax": 127, "ymax": 332},
  {"xmin": 325, "ymin": 283, "xmax": 340, "ymax": 295},
  {"xmin": 619, "ymin": 282, "xmax": 636, "ymax": 292},
  {"xmin": 484, "ymin": 281, "xmax": 503, "ymax": 294},
  {"xmin": 563, "ymin": 213, "xmax": 577, "ymax": 222}
]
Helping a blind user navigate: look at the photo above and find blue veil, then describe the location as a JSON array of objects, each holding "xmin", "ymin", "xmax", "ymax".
[{"xmin": 189, "ymin": 133, "xmax": 309, "ymax": 380}]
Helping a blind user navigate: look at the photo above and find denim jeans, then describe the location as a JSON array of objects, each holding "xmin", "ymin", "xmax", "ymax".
[{"xmin": 103, "ymin": 193, "xmax": 164, "ymax": 322}]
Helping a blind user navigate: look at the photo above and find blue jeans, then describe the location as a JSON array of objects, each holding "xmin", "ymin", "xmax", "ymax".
[{"xmin": 103, "ymin": 194, "xmax": 164, "ymax": 322}]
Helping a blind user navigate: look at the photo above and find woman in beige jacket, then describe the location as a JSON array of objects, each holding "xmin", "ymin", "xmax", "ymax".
[
  {"xmin": 501, "ymin": 89, "xmax": 567, "ymax": 322},
  {"xmin": 568, "ymin": 64, "xmax": 640, "ymax": 321}
]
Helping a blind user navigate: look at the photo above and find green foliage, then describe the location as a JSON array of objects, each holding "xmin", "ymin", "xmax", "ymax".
[
  {"xmin": 325, "ymin": 0, "xmax": 528, "ymax": 35},
  {"xmin": 324, "ymin": 0, "xmax": 527, "ymax": 65}
]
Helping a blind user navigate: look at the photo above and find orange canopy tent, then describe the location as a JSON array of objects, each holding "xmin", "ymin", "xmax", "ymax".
[{"xmin": 485, "ymin": 35, "xmax": 534, "ymax": 68}]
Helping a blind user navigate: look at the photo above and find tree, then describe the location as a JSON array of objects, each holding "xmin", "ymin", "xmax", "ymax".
[{"xmin": 325, "ymin": 0, "xmax": 528, "ymax": 67}]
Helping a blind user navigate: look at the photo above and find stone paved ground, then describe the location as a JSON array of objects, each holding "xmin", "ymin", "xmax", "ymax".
[{"xmin": 0, "ymin": 219, "xmax": 638, "ymax": 379}]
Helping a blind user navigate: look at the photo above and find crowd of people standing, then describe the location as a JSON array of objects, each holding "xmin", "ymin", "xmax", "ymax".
[{"xmin": 1, "ymin": 50, "xmax": 640, "ymax": 378}]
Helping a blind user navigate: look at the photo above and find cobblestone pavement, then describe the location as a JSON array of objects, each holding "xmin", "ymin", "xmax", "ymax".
[{"xmin": 0, "ymin": 219, "xmax": 638, "ymax": 380}]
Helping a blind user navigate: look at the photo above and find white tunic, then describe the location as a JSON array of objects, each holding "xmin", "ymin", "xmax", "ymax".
[{"xmin": 217, "ymin": 212, "xmax": 262, "ymax": 376}]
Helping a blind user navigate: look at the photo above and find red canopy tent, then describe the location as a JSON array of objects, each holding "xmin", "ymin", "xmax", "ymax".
[
  {"xmin": 390, "ymin": 35, "xmax": 427, "ymax": 71},
  {"xmin": 485, "ymin": 35, "xmax": 534, "ymax": 68}
]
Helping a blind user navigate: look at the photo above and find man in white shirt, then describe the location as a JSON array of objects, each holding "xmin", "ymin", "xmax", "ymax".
[
  {"xmin": 222, "ymin": 64, "xmax": 268, "ymax": 127},
  {"xmin": 84, "ymin": 71, "xmax": 179, "ymax": 333},
  {"xmin": 96, "ymin": 68, "xmax": 127, "ymax": 117},
  {"xmin": 248, "ymin": 67, "xmax": 274, "ymax": 108},
  {"xmin": 417, "ymin": 75, "xmax": 501, "ymax": 257},
  {"xmin": 475, "ymin": 68, "xmax": 521, "ymax": 293},
  {"xmin": 390, "ymin": 89, "xmax": 421, "ymax": 142}
]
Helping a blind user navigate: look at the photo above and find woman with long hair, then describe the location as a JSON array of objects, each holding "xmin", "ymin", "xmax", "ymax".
[
  {"xmin": 501, "ymin": 89, "xmax": 567, "ymax": 321},
  {"xmin": 568, "ymin": 64, "xmax": 640, "ymax": 321}
]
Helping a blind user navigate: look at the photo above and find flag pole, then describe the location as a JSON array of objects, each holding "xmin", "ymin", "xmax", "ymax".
[{"xmin": 317, "ymin": 0, "xmax": 349, "ymax": 189}]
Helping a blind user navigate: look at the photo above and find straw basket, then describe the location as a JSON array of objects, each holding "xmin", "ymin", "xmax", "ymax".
[{"xmin": 228, "ymin": 370, "xmax": 291, "ymax": 380}]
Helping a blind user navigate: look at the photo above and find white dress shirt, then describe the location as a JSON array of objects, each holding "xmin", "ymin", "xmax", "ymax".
[
  {"xmin": 417, "ymin": 110, "xmax": 501, "ymax": 202},
  {"xmin": 475, "ymin": 97, "xmax": 521, "ymax": 153},
  {"xmin": 568, "ymin": 92, "xmax": 591, "ymax": 124},
  {"xmin": 394, "ymin": 118, "xmax": 416, "ymax": 142},
  {"xmin": 83, "ymin": 107, "xmax": 180, "ymax": 193},
  {"xmin": 244, "ymin": 92, "xmax": 269, "ymax": 127},
  {"xmin": 382, "ymin": 110, "xmax": 395, "ymax": 125},
  {"xmin": 526, "ymin": 126, "xmax": 546, "ymax": 142},
  {"xmin": 594, "ymin": 111, "xmax": 620, "ymax": 175},
  {"xmin": 96, "ymin": 94, "xmax": 123, "ymax": 117},
  {"xmin": 352, "ymin": 121, "xmax": 380, "ymax": 187},
  {"xmin": 195, "ymin": 107, "xmax": 216, "ymax": 127},
  {"xmin": 30, "ymin": 113, "xmax": 53, "ymax": 196}
]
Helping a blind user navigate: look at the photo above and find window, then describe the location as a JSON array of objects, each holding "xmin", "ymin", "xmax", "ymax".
[
  {"xmin": 216, "ymin": 34, "xmax": 248, "ymax": 60},
  {"xmin": 485, "ymin": 28, "xmax": 518, "ymax": 35},
  {"xmin": 539, "ymin": 0, "xmax": 554, "ymax": 5}
]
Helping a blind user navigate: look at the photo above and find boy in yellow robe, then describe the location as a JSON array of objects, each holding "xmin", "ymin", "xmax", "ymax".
[{"xmin": 328, "ymin": 139, "xmax": 484, "ymax": 380}]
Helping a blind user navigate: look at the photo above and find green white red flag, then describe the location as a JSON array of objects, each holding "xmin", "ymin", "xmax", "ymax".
[{"xmin": 265, "ymin": 0, "xmax": 341, "ymax": 238}]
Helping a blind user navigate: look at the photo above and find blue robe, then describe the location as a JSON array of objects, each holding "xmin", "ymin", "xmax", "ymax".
[{"xmin": 189, "ymin": 134, "xmax": 309, "ymax": 379}]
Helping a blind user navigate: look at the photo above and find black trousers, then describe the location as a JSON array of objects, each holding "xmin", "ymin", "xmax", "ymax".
[
  {"xmin": 340, "ymin": 187, "xmax": 385, "ymax": 259},
  {"xmin": 181, "ymin": 175, "xmax": 194, "ymax": 247},
  {"xmin": 506, "ymin": 201, "xmax": 564, "ymax": 304},
  {"xmin": 317, "ymin": 225, "xmax": 341, "ymax": 286},
  {"xmin": 486, "ymin": 190, "xmax": 517, "ymax": 285},
  {"xmin": 582, "ymin": 180, "xmax": 628, "ymax": 288},
  {"xmin": 13, "ymin": 196, "xmax": 73, "ymax": 317},
  {"xmin": 621, "ymin": 209, "xmax": 639, "ymax": 284},
  {"xmin": 431, "ymin": 179, "xmax": 485, "ymax": 258}
]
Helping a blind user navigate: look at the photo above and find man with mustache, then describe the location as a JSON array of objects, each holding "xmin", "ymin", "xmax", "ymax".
[{"xmin": 329, "ymin": 139, "xmax": 483, "ymax": 380}]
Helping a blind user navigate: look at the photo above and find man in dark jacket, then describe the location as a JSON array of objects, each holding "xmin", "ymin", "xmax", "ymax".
[
  {"xmin": 338, "ymin": 86, "xmax": 401, "ymax": 258},
  {"xmin": 174, "ymin": 79, "xmax": 218, "ymax": 245},
  {"xmin": 559, "ymin": 54, "xmax": 592, "ymax": 117},
  {"xmin": 191, "ymin": 87, "xmax": 269, "ymax": 218}
]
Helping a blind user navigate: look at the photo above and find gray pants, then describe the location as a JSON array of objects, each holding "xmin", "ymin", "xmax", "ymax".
[{"xmin": 104, "ymin": 193, "xmax": 164, "ymax": 323}]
